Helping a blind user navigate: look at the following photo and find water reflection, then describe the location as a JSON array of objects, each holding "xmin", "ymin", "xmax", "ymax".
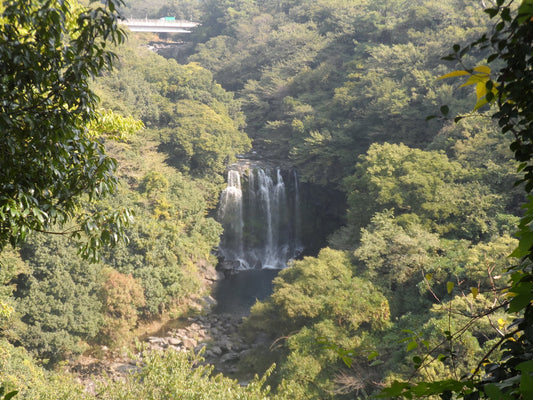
[{"xmin": 212, "ymin": 269, "xmax": 279, "ymax": 316}]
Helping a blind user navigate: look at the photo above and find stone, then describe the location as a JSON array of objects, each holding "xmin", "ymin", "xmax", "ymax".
[
  {"xmin": 227, "ymin": 365, "xmax": 239, "ymax": 374},
  {"xmin": 116, "ymin": 364, "xmax": 140, "ymax": 374},
  {"xmin": 195, "ymin": 343, "xmax": 207, "ymax": 352},
  {"xmin": 202, "ymin": 295, "xmax": 217, "ymax": 309},
  {"xmin": 239, "ymin": 349, "xmax": 251, "ymax": 357},
  {"xmin": 168, "ymin": 337, "xmax": 182, "ymax": 346},
  {"xmin": 219, "ymin": 339, "xmax": 233, "ymax": 352},
  {"xmin": 189, "ymin": 323, "xmax": 201, "ymax": 331},
  {"xmin": 182, "ymin": 337, "xmax": 197, "ymax": 349},
  {"xmin": 210, "ymin": 345, "xmax": 223, "ymax": 356},
  {"xmin": 147, "ymin": 337, "xmax": 168, "ymax": 347},
  {"xmin": 220, "ymin": 352, "xmax": 240, "ymax": 363}
]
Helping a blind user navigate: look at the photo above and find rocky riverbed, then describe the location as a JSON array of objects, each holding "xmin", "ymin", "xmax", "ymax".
[
  {"xmin": 144, "ymin": 310, "xmax": 268, "ymax": 377},
  {"xmin": 71, "ymin": 295, "xmax": 270, "ymax": 392}
]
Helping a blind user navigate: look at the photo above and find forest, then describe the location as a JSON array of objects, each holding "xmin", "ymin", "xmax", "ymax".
[{"xmin": 1, "ymin": 0, "xmax": 532, "ymax": 398}]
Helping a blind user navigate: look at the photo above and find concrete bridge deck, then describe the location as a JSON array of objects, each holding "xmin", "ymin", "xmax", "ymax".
[{"xmin": 121, "ymin": 19, "xmax": 199, "ymax": 33}]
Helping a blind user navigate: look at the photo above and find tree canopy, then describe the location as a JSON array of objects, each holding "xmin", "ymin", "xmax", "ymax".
[
  {"xmin": 0, "ymin": 0, "xmax": 131, "ymax": 259},
  {"xmin": 380, "ymin": 0, "xmax": 533, "ymax": 397},
  {"xmin": 2, "ymin": 0, "xmax": 533, "ymax": 398}
]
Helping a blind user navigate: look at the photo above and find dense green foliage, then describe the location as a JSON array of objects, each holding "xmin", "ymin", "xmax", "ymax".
[
  {"xmin": 2, "ymin": 0, "xmax": 533, "ymax": 398},
  {"xmin": 0, "ymin": 0, "xmax": 132, "ymax": 259},
  {"xmin": 123, "ymin": 0, "xmax": 201, "ymax": 21},
  {"xmin": 0, "ymin": 340, "xmax": 281, "ymax": 400},
  {"xmin": 191, "ymin": 0, "xmax": 490, "ymax": 184},
  {"xmin": 94, "ymin": 41, "xmax": 250, "ymax": 179},
  {"xmin": 185, "ymin": 0, "xmax": 527, "ymax": 397},
  {"xmin": 1, "ymin": 0, "xmax": 248, "ymax": 370},
  {"xmin": 13, "ymin": 234, "xmax": 104, "ymax": 364},
  {"xmin": 379, "ymin": 0, "xmax": 533, "ymax": 398},
  {"xmin": 242, "ymin": 248, "xmax": 390, "ymax": 398},
  {"xmin": 344, "ymin": 143, "xmax": 509, "ymax": 241}
]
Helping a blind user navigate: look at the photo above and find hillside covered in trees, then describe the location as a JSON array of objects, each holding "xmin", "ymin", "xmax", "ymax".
[{"xmin": 1, "ymin": 0, "xmax": 532, "ymax": 399}]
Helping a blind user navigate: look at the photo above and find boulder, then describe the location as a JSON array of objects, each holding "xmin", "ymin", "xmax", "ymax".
[
  {"xmin": 168, "ymin": 337, "xmax": 182, "ymax": 346},
  {"xmin": 210, "ymin": 345, "xmax": 223, "ymax": 356},
  {"xmin": 220, "ymin": 352, "xmax": 240, "ymax": 363},
  {"xmin": 182, "ymin": 337, "xmax": 197, "ymax": 349}
]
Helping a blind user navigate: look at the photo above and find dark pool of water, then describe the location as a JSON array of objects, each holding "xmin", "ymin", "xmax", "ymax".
[{"xmin": 212, "ymin": 269, "xmax": 279, "ymax": 316}]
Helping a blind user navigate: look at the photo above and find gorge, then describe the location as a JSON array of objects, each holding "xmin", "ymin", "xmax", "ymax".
[
  {"xmin": 213, "ymin": 160, "xmax": 306, "ymax": 314},
  {"xmin": 217, "ymin": 160, "xmax": 304, "ymax": 272}
]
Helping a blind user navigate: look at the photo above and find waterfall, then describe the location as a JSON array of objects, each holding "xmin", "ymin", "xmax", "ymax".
[
  {"xmin": 217, "ymin": 162, "xmax": 302, "ymax": 271},
  {"xmin": 217, "ymin": 170, "xmax": 245, "ymax": 267}
]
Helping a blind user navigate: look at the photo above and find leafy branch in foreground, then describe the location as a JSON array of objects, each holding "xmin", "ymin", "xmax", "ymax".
[
  {"xmin": 0, "ymin": 0, "xmax": 133, "ymax": 260},
  {"xmin": 381, "ymin": 0, "xmax": 533, "ymax": 398}
]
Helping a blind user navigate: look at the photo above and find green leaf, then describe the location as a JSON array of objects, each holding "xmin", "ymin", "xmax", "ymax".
[
  {"xmin": 517, "ymin": 360, "xmax": 533, "ymax": 373},
  {"xmin": 485, "ymin": 8, "xmax": 499, "ymax": 18},
  {"xmin": 4, "ymin": 391, "xmax": 18, "ymax": 400},
  {"xmin": 484, "ymin": 383, "xmax": 505, "ymax": 399},
  {"xmin": 509, "ymin": 231, "xmax": 533, "ymax": 258},
  {"xmin": 474, "ymin": 96, "xmax": 489, "ymax": 111},
  {"xmin": 508, "ymin": 282, "xmax": 533, "ymax": 313},
  {"xmin": 459, "ymin": 73, "xmax": 488, "ymax": 89},
  {"xmin": 519, "ymin": 369, "xmax": 533, "ymax": 396},
  {"xmin": 341, "ymin": 355, "xmax": 353, "ymax": 368},
  {"xmin": 407, "ymin": 340, "xmax": 419, "ymax": 352},
  {"xmin": 476, "ymin": 81, "xmax": 488, "ymax": 100},
  {"xmin": 378, "ymin": 381, "xmax": 410, "ymax": 397},
  {"xmin": 368, "ymin": 351, "xmax": 379, "ymax": 361}
]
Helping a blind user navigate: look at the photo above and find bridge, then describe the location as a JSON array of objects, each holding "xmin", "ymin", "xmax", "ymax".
[{"xmin": 120, "ymin": 19, "xmax": 200, "ymax": 33}]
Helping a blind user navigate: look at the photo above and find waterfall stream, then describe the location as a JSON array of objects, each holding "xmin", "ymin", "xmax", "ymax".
[{"xmin": 217, "ymin": 161, "xmax": 303, "ymax": 271}]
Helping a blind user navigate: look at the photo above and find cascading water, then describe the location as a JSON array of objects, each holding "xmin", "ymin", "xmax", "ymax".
[
  {"xmin": 214, "ymin": 160, "xmax": 344, "ymax": 314},
  {"xmin": 217, "ymin": 170, "xmax": 244, "ymax": 265},
  {"xmin": 217, "ymin": 162, "xmax": 303, "ymax": 271}
]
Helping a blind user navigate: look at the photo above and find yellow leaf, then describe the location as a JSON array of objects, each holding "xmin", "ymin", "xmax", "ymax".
[
  {"xmin": 474, "ymin": 96, "xmax": 489, "ymax": 111},
  {"xmin": 459, "ymin": 74, "xmax": 487, "ymax": 88},
  {"xmin": 438, "ymin": 70, "xmax": 471, "ymax": 80},
  {"xmin": 476, "ymin": 82, "xmax": 487, "ymax": 100},
  {"xmin": 473, "ymin": 65, "xmax": 491, "ymax": 75},
  {"xmin": 447, "ymin": 281, "xmax": 454, "ymax": 294}
]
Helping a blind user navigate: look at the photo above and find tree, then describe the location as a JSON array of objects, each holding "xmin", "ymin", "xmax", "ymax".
[
  {"xmin": 0, "ymin": 0, "xmax": 131, "ymax": 260},
  {"xmin": 98, "ymin": 268, "xmax": 145, "ymax": 348},
  {"xmin": 381, "ymin": 0, "xmax": 533, "ymax": 397},
  {"xmin": 13, "ymin": 233, "xmax": 105, "ymax": 365},
  {"xmin": 242, "ymin": 248, "xmax": 390, "ymax": 398},
  {"xmin": 344, "ymin": 143, "xmax": 504, "ymax": 242}
]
